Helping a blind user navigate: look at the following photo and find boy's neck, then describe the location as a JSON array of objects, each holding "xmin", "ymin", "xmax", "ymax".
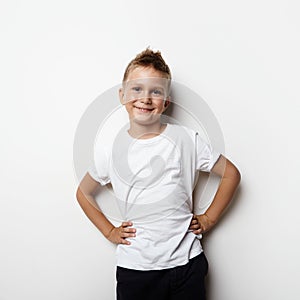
[{"xmin": 128, "ymin": 122, "xmax": 167, "ymax": 139}]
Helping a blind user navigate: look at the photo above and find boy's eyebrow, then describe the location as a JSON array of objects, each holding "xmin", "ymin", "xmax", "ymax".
[
  {"xmin": 126, "ymin": 80, "xmax": 144, "ymax": 86},
  {"xmin": 125, "ymin": 78, "xmax": 170, "ymax": 88},
  {"xmin": 126, "ymin": 83, "xmax": 167, "ymax": 92}
]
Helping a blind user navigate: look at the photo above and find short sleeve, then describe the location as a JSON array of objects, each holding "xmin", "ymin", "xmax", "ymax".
[
  {"xmin": 196, "ymin": 133, "xmax": 221, "ymax": 172},
  {"xmin": 87, "ymin": 146, "xmax": 111, "ymax": 186}
]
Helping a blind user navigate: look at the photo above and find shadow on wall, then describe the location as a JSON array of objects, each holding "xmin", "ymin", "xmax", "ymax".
[{"xmin": 203, "ymin": 185, "xmax": 244, "ymax": 299}]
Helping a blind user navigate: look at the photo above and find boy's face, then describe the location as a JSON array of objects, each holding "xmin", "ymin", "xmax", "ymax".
[{"xmin": 119, "ymin": 66, "xmax": 170, "ymax": 126}]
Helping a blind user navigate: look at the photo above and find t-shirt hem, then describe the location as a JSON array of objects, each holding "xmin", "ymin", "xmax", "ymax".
[{"xmin": 116, "ymin": 249, "xmax": 203, "ymax": 271}]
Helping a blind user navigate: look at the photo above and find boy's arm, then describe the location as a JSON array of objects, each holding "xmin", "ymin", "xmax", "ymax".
[
  {"xmin": 76, "ymin": 173, "xmax": 136, "ymax": 245},
  {"xmin": 190, "ymin": 155, "xmax": 241, "ymax": 234}
]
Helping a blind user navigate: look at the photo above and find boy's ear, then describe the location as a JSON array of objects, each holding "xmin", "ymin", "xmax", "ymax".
[
  {"xmin": 119, "ymin": 88, "xmax": 125, "ymax": 104},
  {"xmin": 163, "ymin": 97, "xmax": 171, "ymax": 109}
]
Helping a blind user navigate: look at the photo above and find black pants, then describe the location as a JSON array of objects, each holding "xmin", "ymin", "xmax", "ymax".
[{"xmin": 116, "ymin": 253, "xmax": 208, "ymax": 300}]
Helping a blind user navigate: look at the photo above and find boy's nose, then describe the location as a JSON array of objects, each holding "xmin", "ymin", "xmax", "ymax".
[{"xmin": 140, "ymin": 96, "xmax": 152, "ymax": 104}]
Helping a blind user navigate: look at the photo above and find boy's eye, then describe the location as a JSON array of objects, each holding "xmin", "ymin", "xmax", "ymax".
[
  {"xmin": 153, "ymin": 89, "xmax": 161, "ymax": 94},
  {"xmin": 132, "ymin": 87, "xmax": 142, "ymax": 92},
  {"xmin": 152, "ymin": 89, "xmax": 163, "ymax": 96}
]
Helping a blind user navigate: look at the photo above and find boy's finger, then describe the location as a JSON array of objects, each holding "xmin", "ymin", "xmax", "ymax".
[
  {"xmin": 121, "ymin": 230, "xmax": 136, "ymax": 237},
  {"xmin": 121, "ymin": 221, "xmax": 133, "ymax": 227},
  {"xmin": 189, "ymin": 224, "xmax": 198, "ymax": 229},
  {"xmin": 124, "ymin": 228, "xmax": 136, "ymax": 233},
  {"xmin": 121, "ymin": 238, "xmax": 131, "ymax": 245}
]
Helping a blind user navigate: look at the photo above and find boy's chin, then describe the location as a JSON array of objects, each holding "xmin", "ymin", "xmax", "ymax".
[{"xmin": 131, "ymin": 114, "xmax": 161, "ymax": 125}]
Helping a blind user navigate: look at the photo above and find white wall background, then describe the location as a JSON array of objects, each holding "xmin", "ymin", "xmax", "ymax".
[{"xmin": 1, "ymin": 0, "xmax": 299, "ymax": 299}]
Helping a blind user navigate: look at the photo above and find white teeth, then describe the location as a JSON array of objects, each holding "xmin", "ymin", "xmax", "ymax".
[{"xmin": 135, "ymin": 107, "xmax": 153, "ymax": 111}]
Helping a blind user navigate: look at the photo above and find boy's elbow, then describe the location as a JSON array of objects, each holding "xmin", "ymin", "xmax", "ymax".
[
  {"xmin": 236, "ymin": 169, "xmax": 241, "ymax": 185},
  {"xmin": 232, "ymin": 165, "xmax": 241, "ymax": 185},
  {"xmin": 76, "ymin": 187, "xmax": 85, "ymax": 204},
  {"xmin": 226, "ymin": 162, "xmax": 241, "ymax": 185}
]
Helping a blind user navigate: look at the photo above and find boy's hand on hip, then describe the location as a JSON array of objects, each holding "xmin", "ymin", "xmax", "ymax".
[
  {"xmin": 107, "ymin": 221, "xmax": 136, "ymax": 245},
  {"xmin": 189, "ymin": 214, "xmax": 216, "ymax": 234}
]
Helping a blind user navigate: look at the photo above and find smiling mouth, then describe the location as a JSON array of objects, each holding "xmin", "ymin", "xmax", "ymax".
[{"xmin": 134, "ymin": 106, "xmax": 154, "ymax": 113}]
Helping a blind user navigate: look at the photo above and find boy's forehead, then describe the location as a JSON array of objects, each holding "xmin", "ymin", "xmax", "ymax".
[
  {"xmin": 124, "ymin": 77, "xmax": 170, "ymax": 87},
  {"xmin": 126, "ymin": 66, "xmax": 169, "ymax": 81}
]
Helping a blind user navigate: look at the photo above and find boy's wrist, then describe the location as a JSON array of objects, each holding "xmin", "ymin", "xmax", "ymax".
[
  {"xmin": 104, "ymin": 226, "xmax": 116, "ymax": 240},
  {"xmin": 203, "ymin": 211, "xmax": 218, "ymax": 225}
]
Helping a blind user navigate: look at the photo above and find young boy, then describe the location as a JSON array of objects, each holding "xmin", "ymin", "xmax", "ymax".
[{"xmin": 76, "ymin": 49, "xmax": 241, "ymax": 300}]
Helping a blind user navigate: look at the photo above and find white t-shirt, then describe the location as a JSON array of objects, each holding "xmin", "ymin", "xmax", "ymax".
[{"xmin": 88, "ymin": 123, "xmax": 220, "ymax": 270}]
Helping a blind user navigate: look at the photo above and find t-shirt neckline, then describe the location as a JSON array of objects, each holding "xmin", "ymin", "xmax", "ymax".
[{"xmin": 126, "ymin": 123, "xmax": 171, "ymax": 145}]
